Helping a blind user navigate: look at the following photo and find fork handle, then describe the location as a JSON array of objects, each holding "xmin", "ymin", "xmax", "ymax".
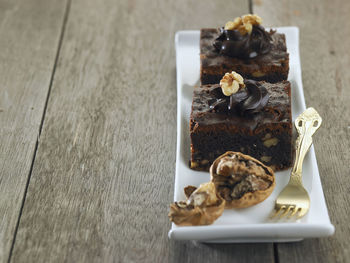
[{"xmin": 291, "ymin": 108, "xmax": 322, "ymax": 182}]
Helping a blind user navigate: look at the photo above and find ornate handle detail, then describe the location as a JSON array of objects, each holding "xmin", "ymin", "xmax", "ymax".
[{"xmin": 291, "ymin": 108, "xmax": 322, "ymax": 183}]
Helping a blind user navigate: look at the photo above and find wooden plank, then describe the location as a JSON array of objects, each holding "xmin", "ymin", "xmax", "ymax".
[
  {"xmin": 0, "ymin": 0, "xmax": 68, "ymax": 261},
  {"xmin": 253, "ymin": 0, "xmax": 350, "ymax": 262},
  {"xmin": 11, "ymin": 0, "xmax": 275, "ymax": 262}
]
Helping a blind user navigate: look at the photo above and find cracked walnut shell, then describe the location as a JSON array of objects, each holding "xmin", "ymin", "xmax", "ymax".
[
  {"xmin": 210, "ymin": 151, "xmax": 275, "ymax": 209},
  {"xmin": 168, "ymin": 182, "xmax": 225, "ymax": 226}
]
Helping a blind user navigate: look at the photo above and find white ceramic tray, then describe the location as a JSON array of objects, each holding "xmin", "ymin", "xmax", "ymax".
[{"xmin": 169, "ymin": 27, "xmax": 334, "ymax": 243}]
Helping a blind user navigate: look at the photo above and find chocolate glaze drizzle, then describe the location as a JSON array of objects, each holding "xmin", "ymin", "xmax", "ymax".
[
  {"xmin": 213, "ymin": 25, "xmax": 275, "ymax": 59},
  {"xmin": 209, "ymin": 80, "xmax": 269, "ymax": 115}
]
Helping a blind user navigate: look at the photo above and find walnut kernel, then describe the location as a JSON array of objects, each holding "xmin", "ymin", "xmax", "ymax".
[
  {"xmin": 261, "ymin": 156, "xmax": 272, "ymax": 162},
  {"xmin": 200, "ymin": 159, "xmax": 209, "ymax": 165},
  {"xmin": 262, "ymin": 133, "xmax": 272, "ymax": 140},
  {"xmin": 190, "ymin": 161, "xmax": 198, "ymax": 168},
  {"xmin": 220, "ymin": 71, "xmax": 245, "ymax": 96},
  {"xmin": 224, "ymin": 14, "xmax": 262, "ymax": 35},
  {"xmin": 252, "ymin": 71, "xmax": 265, "ymax": 77},
  {"xmin": 224, "ymin": 17, "xmax": 242, "ymax": 30},
  {"xmin": 263, "ymin": 138, "xmax": 279, "ymax": 147},
  {"xmin": 187, "ymin": 182, "xmax": 218, "ymax": 206},
  {"xmin": 242, "ymin": 14, "xmax": 262, "ymax": 34}
]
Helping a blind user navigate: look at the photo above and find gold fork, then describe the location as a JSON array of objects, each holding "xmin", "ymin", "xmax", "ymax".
[{"xmin": 271, "ymin": 107, "xmax": 322, "ymax": 219}]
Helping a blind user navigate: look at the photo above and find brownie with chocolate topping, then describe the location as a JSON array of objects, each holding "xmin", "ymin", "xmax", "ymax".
[
  {"xmin": 200, "ymin": 28, "xmax": 289, "ymax": 84},
  {"xmin": 190, "ymin": 80, "xmax": 292, "ymax": 171}
]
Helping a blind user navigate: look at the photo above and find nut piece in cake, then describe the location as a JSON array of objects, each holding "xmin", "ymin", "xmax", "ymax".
[
  {"xmin": 168, "ymin": 182, "xmax": 225, "ymax": 226},
  {"xmin": 210, "ymin": 151, "xmax": 275, "ymax": 209}
]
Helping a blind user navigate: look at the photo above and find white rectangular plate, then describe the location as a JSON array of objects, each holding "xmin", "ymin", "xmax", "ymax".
[{"xmin": 169, "ymin": 27, "xmax": 334, "ymax": 243}]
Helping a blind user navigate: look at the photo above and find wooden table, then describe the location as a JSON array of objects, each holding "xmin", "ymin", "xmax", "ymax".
[{"xmin": 0, "ymin": 0, "xmax": 349, "ymax": 262}]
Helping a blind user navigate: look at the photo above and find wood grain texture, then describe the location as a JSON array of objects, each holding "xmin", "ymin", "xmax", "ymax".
[
  {"xmin": 253, "ymin": 0, "xmax": 350, "ymax": 262},
  {"xmin": 0, "ymin": 0, "xmax": 67, "ymax": 261},
  {"xmin": 10, "ymin": 0, "xmax": 274, "ymax": 262}
]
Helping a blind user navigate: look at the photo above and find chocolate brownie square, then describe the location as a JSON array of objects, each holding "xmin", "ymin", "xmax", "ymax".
[
  {"xmin": 200, "ymin": 28, "xmax": 289, "ymax": 84},
  {"xmin": 190, "ymin": 80, "xmax": 292, "ymax": 171}
]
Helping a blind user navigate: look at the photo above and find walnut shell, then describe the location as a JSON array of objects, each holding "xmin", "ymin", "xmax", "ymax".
[
  {"xmin": 210, "ymin": 151, "xmax": 275, "ymax": 209},
  {"xmin": 168, "ymin": 182, "xmax": 225, "ymax": 226}
]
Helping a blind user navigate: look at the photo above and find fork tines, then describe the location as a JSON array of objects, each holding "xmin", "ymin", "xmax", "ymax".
[{"xmin": 270, "ymin": 205, "xmax": 304, "ymax": 220}]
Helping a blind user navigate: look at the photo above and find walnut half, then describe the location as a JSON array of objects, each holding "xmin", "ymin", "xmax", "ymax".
[
  {"xmin": 210, "ymin": 151, "xmax": 275, "ymax": 209},
  {"xmin": 220, "ymin": 71, "xmax": 245, "ymax": 96},
  {"xmin": 224, "ymin": 14, "xmax": 262, "ymax": 35},
  {"xmin": 168, "ymin": 182, "xmax": 225, "ymax": 226}
]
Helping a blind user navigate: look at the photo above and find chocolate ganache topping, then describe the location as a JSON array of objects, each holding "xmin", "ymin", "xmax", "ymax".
[
  {"xmin": 209, "ymin": 80, "xmax": 269, "ymax": 115},
  {"xmin": 213, "ymin": 25, "xmax": 275, "ymax": 59}
]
